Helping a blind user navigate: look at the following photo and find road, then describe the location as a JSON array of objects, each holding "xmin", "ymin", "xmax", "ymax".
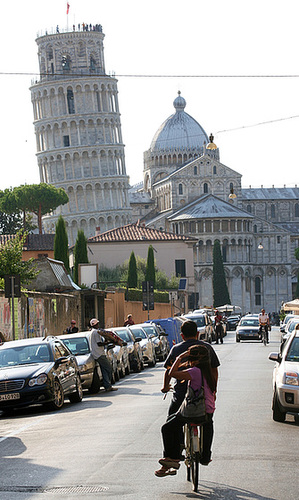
[{"xmin": 0, "ymin": 327, "xmax": 298, "ymax": 500}]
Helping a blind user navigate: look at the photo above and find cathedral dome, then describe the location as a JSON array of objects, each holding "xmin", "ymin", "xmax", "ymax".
[{"xmin": 149, "ymin": 92, "xmax": 209, "ymax": 153}]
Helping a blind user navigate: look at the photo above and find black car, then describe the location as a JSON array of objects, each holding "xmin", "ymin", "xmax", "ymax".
[
  {"xmin": 226, "ymin": 315, "xmax": 241, "ymax": 331},
  {"xmin": 0, "ymin": 336, "xmax": 83, "ymax": 412}
]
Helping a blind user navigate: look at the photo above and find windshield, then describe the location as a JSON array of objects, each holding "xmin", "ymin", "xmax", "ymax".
[
  {"xmin": 285, "ymin": 337, "xmax": 299, "ymax": 362},
  {"xmin": 62, "ymin": 337, "xmax": 90, "ymax": 355},
  {"xmin": 185, "ymin": 316, "xmax": 205, "ymax": 327},
  {"xmin": 115, "ymin": 330, "xmax": 132, "ymax": 342},
  {"xmin": 287, "ymin": 321, "xmax": 299, "ymax": 333},
  {"xmin": 0, "ymin": 344, "xmax": 51, "ymax": 367},
  {"xmin": 240, "ymin": 319, "xmax": 259, "ymax": 327},
  {"xmin": 130, "ymin": 328, "xmax": 147, "ymax": 339},
  {"xmin": 142, "ymin": 326, "xmax": 158, "ymax": 337}
]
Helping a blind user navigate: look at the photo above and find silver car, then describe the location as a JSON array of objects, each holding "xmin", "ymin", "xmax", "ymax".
[
  {"xmin": 128, "ymin": 325, "xmax": 156, "ymax": 366},
  {"xmin": 281, "ymin": 316, "xmax": 299, "ymax": 345},
  {"xmin": 139, "ymin": 322, "xmax": 170, "ymax": 361},
  {"xmin": 269, "ymin": 330, "xmax": 299, "ymax": 422},
  {"xmin": 109, "ymin": 328, "xmax": 130, "ymax": 378},
  {"xmin": 110, "ymin": 327, "xmax": 144, "ymax": 373},
  {"xmin": 58, "ymin": 332, "xmax": 103, "ymax": 393},
  {"xmin": 235, "ymin": 316, "xmax": 261, "ymax": 342}
]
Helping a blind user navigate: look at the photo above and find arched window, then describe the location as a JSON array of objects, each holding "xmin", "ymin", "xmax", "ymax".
[
  {"xmin": 203, "ymin": 183, "xmax": 208, "ymax": 193},
  {"xmin": 213, "ymin": 165, "xmax": 217, "ymax": 174},
  {"xmin": 67, "ymin": 89, "xmax": 75, "ymax": 114},
  {"xmin": 194, "ymin": 165, "xmax": 197, "ymax": 175},
  {"xmin": 271, "ymin": 204, "xmax": 275, "ymax": 218},
  {"xmin": 230, "ymin": 182, "xmax": 234, "ymax": 191},
  {"xmin": 295, "ymin": 203, "xmax": 299, "ymax": 217},
  {"xmin": 255, "ymin": 276, "xmax": 262, "ymax": 306},
  {"xmin": 62, "ymin": 55, "xmax": 71, "ymax": 71},
  {"xmin": 254, "ymin": 225, "xmax": 257, "ymax": 233},
  {"xmin": 179, "ymin": 183, "xmax": 183, "ymax": 195},
  {"xmin": 247, "ymin": 205, "xmax": 252, "ymax": 213}
]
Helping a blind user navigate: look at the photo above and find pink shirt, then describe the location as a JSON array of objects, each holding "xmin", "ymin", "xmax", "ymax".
[{"xmin": 187, "ymin": 366, "xmax": 215, "ymax": 414}]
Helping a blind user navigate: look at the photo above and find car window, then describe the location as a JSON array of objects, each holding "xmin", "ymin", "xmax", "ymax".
[
  {"xmin": 285, "ymin": 337, "xmax": 299, "ymax": 361},
  {"xmin": 240, "ymin": 319, "xmax": 259, "ymax": 326},
  {"xmin": 185, "ymin": 315, "xmax": 205, "ymax": 327},
  {"xmin": 116, "ymin": 331, "xmax": 132, "ymax": 342},
  {"xmin": 54, "ymin": 341, "xmax": 69, "ymax": 358},
  {"xmin": 62, "ymin": 337, "xmax": 89, "ymax": 355},
  {"xmin": 142, "ymin": 326, "xmax": 157, "ymax": 337},
  {"xmin": 130, "ymin": 328, "xmax": 147, "ymax": 339},
  {"xmin": 0, "ymin": 344, "xmax": 51, "ymax": 367}
]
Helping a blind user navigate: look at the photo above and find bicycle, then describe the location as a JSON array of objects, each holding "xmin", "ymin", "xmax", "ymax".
[{"xmin": 184, "ymin": 422, "xmax": 203, "ymax": 492}]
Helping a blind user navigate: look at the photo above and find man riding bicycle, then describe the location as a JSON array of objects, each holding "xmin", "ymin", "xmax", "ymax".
[{"xmin": 258, "ymin": 308, "xmax": 270, "ymax": 343}]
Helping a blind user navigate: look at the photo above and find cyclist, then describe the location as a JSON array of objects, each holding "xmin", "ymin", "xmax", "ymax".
[
  {"xmin": 155, "ymin": 344, "xmax": 217, "ymax": 477},
  {"xmin": 258, "ymin": 308, "xmax": 270, "ymax": 343}
]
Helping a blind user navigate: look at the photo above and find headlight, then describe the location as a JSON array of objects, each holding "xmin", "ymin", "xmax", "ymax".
[
  {"xmin": 28, "ymin": 373, "xmax": 48, "ymax": 386},
  {"xmin": 285, "ymin": 372, "xmax": 299, "ymax": 386}
]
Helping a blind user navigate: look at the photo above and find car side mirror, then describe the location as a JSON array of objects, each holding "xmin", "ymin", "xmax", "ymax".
[
  {"xmin": 106, "ymin": 343, "xmax": 115, "ymax": 351},
  {"xmin": 55, "ymin": 356, "xmax": 68, "ymax": 366},
  {"xmin": 268, "ymin": 352, "xmax": 281, "ymax": 363},
  {"xmin": 122, "ymin": 341, "xmax": 127, "ymax": 346},
  {"xmin": 134, "ymin": 337, "xmax": 142, "ymax": 343}
]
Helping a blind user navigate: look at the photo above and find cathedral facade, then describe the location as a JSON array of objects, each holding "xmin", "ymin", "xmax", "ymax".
[{"xmin": 130, "ymin": 93, "xmax": 299, "ymax": 313}]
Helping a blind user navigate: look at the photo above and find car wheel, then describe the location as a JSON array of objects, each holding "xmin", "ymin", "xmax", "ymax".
[
  {"xmin": 46, "ymin": 379, "xmax": 64, "ymax": 411},
  {"xmin": 132, "ymin": 356, "xmax": 141, "ymax": 373},
  {"xmin": 236, "ymin": 336, "xmax": 240, "ymax": 343},
  {"xmin": 140, "ymin": 358, "xmax": 145, "ymax": 370},
  {"xmin": 89, "ymin": 368, "xmax": 101, "ymax": 393},
  {"xmin": 125, "ymin": 362, "xmax": 130, "ymax": 375},
  {"xmin": 272, "ymin": 390, "xmax": 286, "ymax": 422},
  {"xmin": 69, "ymin": 376, "xmax": 83, "ymax": 403},
  {"xmin": 114, "ymin": 368, "xmax": 120, "ymax": 382},
  {"xmin": 120, "ymin": 361, "xmax": 126, "ymax": 378}
]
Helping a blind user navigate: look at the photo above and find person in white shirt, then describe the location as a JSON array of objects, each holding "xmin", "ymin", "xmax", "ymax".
[
  {"xmin": 89, "ymin": 318, "xmax": 118, "ymax": 392},
  {"xmin": 258, "ymin": 309, "xmax": 270, "ymax": 343}
]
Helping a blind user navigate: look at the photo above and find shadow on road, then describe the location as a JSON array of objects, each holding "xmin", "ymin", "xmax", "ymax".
[{"xmin": 170, "ymin": 480, "xmax": 276, "ymax": 499}]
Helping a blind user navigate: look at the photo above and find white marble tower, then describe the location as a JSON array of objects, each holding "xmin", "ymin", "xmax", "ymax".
[{"xmin": 30, "ymin": 26, "xmax": 131, "ymax": 245}]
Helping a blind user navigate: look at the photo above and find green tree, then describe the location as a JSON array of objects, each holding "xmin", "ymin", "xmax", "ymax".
[
  {"xmin": 1, "ymin": 184, "xmax": 68, "ymax": 234},
  {"xmin": 145, "ymin": 245, "xmax": 156, "ymax": 288},
  {"xmin": 295, "ymin": 248, "xmax": 299, "ymax": 298},
  {"xmin": 0, "ymin": 231, "xmax": 39, "ymax": 289},
  {"xmin": 54, "ymin": 216, "xmax": 69, "ymax": 271},
  {"xmin": 127, "ymin": 251, "xmax": 138, "ymax": 288},
  {"xmin": 213, "ymin": 240, "xmax": 231, "ymax": 307},
  {"xmin": 73, "ymin": 230, "xmax": 88, "ymax": 284}
]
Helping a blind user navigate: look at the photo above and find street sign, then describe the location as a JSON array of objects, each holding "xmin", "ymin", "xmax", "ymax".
[
  {"xmin": 142, "ymin": 280, "xmax": 154, "ymax": 311},
  {"xmin": 4, "ymin": 275, "xmax": 21, "ymax": 298}
]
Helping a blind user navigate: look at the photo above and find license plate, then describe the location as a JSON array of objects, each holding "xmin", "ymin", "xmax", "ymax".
[{"xmin": 0, "ymin": 393, "xmax": 20, "ymax": 401}]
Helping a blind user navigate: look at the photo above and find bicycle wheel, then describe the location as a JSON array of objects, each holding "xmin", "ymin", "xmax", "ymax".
[
  {"xmin": 263, "ymin": 328, "xmax": 267, "ymax": 346},
  {"xmin": 184, "ymin": 425, "xmax": 192, "ymax": 482},
  {"xmin": 190, "ymin": 427, "xmax": 200, "ymax": 492}
]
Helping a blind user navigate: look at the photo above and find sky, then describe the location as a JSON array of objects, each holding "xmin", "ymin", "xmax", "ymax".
[{"xmin": 1, "ymin": 0, "xmax": 298, "ymax": 191}]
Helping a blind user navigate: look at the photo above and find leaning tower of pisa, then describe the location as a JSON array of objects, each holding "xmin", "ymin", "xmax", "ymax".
[{"xmin": 30, "ymin": 25, "xmax": 131, "ymax": 245}]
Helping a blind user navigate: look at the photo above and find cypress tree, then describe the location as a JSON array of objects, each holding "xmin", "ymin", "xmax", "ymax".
[
  {"xmin": 74, "ymin": 230, "xmax": 88, "ymax": 284},
  {"xmin": 54, "ymin": 216, "xmax": 69, "ymax": 271},
  {"xmin": 213, "ymin": 240, "xmax": 231, "ymax": 307},
  {"xmin": 145, "ymin": 245, "xmax": 156, "ymax": 288},
  {"xmin": 127, "ymin": 251, "xmax": 138, "ymax": 288}
]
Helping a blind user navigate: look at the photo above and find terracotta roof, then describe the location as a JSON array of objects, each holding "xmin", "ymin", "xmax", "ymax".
[{"xmin": 88, "ymin": 222, "xmax": 196, "ymax": 243}]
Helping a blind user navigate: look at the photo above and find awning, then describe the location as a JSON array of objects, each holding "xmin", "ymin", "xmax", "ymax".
[{"xmin": 282, "ymin": 299, "xmax": 299, "ymax": 312}]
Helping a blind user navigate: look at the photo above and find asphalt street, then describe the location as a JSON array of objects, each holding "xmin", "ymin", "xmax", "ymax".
[{"xmin": 0, "ymin": 326, "xmax": 298, "ymax": 500}]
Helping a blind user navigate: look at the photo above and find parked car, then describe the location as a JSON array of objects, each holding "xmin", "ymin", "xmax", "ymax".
[
  {"xmin": 0, "ymin": 336, "xmax": 83, "ymax": 412},
  {"xmin": 141, "ymin": 322, "xmax": 170, "ymax": 361},
  {"xmin": 129, "ymin": 325, "xmax": 156, "ymax": 366},
  {"xmin": 183, "ymin": 313, "xmax": 214, "ymax": 343},
  {"xmin": 58, "ymin": 332, "xmax": 103, "ymax": 393},
  {"xmin": 236, "ymin": 316, "xmax": 261, "ymax": 342},
  {"xmin": 226, "ymin": 315, "xmax": 241, "ymax": 331},
  {"xmin": 281, "ymin": 317, "xmax": 299, "ymax": 345},
  {"xmin": 109, "ymin": 328, "xmax": 130, "ymax": 377},
  {"xmin": 110, "ymin": 327, "xmax": 144, "ymax": 372},
  {"xmin": 280, "ymin": 314, "xmax": 295, "ymax": 333},
  {"xmin": 269, "ymin": 329, "xmax": 299, "ymax": 422}
]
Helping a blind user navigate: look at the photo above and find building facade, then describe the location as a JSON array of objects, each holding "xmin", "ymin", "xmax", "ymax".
[
  {"xmin": 30, "ymin": 25, "xmax": 131, "ymax": 245},
  {"xmin": 130, "ymin": 93, "xmax": 299, "ymax": 313}
]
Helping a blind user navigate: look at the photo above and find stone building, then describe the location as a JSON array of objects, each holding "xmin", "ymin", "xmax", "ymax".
[
  {"xmin": 130, "ymin": 93, "xmax": 299, "ymax": 313},
  {"xmin": 30, "ymin": 25, "xmax": 131, "ymax": 245}
]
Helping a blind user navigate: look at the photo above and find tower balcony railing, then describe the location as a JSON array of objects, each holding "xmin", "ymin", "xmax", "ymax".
[
  {"xmin": 31, "ymin": 67, "xmax": 112, "ymax": 85},
  {"xmin": 36, "ymin": 24, "xmax": 103, "ymax": 38}
]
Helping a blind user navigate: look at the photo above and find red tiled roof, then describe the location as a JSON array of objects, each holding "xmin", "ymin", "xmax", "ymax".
[{"xmin": 88, "ymin": 222, "xmax": 196, "ymax": 243}]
